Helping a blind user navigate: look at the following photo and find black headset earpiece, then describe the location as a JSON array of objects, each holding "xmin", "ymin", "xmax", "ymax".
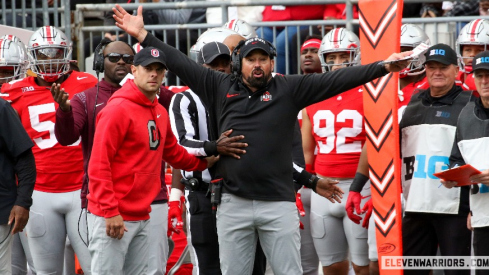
[
  {"xmin": 231, "ymin": 40, "xmax": 246, "ymax": 76},
  {"xmin": 93, "ymin": 39, "xmax": 113, "ymax": 74}
]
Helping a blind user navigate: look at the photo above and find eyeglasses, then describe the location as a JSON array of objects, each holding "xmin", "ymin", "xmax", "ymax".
[{"xmin": 104, "ymin": 53, "xmax": 134, "ymax": 64}]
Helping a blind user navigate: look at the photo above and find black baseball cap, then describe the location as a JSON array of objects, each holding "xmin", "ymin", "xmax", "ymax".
[
  {"xmin": 471, "ymin": 51, "xmax": 489, "ymax": 73},
  {"xmin": 197, "ymin": 42, "xmax": 231, "ymax": 65},
  {"xmin": 423, "ymin": 43, "xmax": 457, "ymax": 66},
  {"xmin": 239, "ymin": 37, "xmax": 275, "ymax": 59},
  {"xmin": 133, "ymin": 46, "xmax": 167, "ymax": 68}
]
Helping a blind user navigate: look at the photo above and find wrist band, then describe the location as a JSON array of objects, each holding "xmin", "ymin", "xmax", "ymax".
[
  {"xmin": 350, "ymin": 172, "xmax": 369, "ymax": 192},
  {"xmin": 169, "ymin": 188, "xmax": 183, "ymax": 202},
  {"xmin": 309, "ymin": 175, "xmax": 319, "ymax": 193}
]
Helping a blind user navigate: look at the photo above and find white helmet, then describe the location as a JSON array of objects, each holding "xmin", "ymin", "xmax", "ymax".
[
  {"xmin": 318, "ymin": 28, "xmax": 360, "ymax": 72},
  {"xmin": 456, "ymin": 19, "xmax": 489, "ymax": 73},
  {"xmin": 223, "ymin": 19, "xmax": 257, "ymax": 39},
  {"xmin": 189, "ymin": 28, "xmax": 239, "ymax": 62},
  {"xmin": 399, "ymin": 24, "xmax": 431, "ymax": 77},
  {"xmin": 0, "ymin": 38, "xmax": 29, "ymax": 84},
  {"xmin": 0, "ymin": 34, "xmax": 28, "ymax": 62},
  {"xmin": 28, "ymin": 26, "xmax": 72, "ymax": 82},
  {"xmin": 0, "ymin": 34, "xmax": 21, "ymax": 44}
]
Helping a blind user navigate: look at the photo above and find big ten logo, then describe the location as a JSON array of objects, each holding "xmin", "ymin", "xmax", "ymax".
[
  {"xmin": 403, "ymin": 154, "xmax": 448, "ymax": 181},
  {"xmin": 476, "ymin": 56, "xmax": 489, "ymax": 65},
  {"xmin": 430, "ymin": 49, "xmax": 445, "ymax": 56},
  {"xmin": 21, "ymin": 86, "xmax": 34, "ymax": 92},
  {"xmin": 474, "ymin": 183, "xmax": 489, "ymax": 194}
]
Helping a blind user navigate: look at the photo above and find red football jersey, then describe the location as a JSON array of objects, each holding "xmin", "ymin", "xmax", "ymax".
[
  {"xmin": 2, "ymin": 71, "xmax": 97, "ymax": 192},
  {"xmin": 305, "ymin": 87, "xmax": 365, "ymax": 178},
  {"xmin": 398, "ymin": 77, "xmax": 429, "ymax": 121},
  {"xmin": 456, "ymin": 71, "xmax": 476, "ymax": 92}
]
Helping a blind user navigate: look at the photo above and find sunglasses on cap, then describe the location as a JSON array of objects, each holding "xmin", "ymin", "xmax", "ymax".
[{"xmin": 104, "ymin": 53, "xmax": 134, "ymax": 64}]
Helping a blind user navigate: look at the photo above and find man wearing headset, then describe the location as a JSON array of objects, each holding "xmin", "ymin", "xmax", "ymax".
[
  {"xmin": 112, "ymin": 5, "xmax": 410, "ymax": 274},
  {"xmin": 52, "ymin": 39, "xmax": 135, "ymax": 210},
  {"xmin": 52, "ymin": 40, "xmax": 177, "ymax": 275}
]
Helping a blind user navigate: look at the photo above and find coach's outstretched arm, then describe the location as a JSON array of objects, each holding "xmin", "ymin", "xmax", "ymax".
[
  {"xmin": 113, "ymin": 5, "xmax": 411, "ymax": 72},
  {"xmin": 113, "ymin": 5, "xmax": 224, "ymax": 105}
]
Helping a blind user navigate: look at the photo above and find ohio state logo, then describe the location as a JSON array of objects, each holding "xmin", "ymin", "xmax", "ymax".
[
  {"xmin": 151, "ymin": 49, "xmax": 160, "ymax": 57},
  {"xmin": 261, "ymin": 91, "xmax": 272, "ymax": 102}
]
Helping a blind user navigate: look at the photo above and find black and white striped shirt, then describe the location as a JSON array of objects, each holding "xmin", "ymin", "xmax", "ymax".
[{"xmin": 169, "ymin": 89, "xmax": 212, "ymax": 183}]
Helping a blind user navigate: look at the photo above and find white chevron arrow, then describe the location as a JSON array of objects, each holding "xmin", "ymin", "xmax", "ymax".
[
  {"xmin": 359, "ymin": 2, "xmax": 398, "ymax": 46},
  {"xmin": 369, "ymin": 165, "xmax": 394, "ymax": 193},
  {"xmin": 374, "ymin": 209, "xmax": 396, "ymax": 233},
  {"xmin": 365, "ymin": 75, "xmax": 391, "ymax": 99},
  {"xmin": 365, "ymin": 115, "xmax": 393, "ymax": 148}
]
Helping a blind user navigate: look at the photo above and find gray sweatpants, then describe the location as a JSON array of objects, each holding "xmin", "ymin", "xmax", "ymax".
[
  {"xmin": 216, "ymin": 193, "xmax": 302, "ymax": 275},
  {"xmin": 87, "ymin": 213, "xmax": 150, "ymax": 275},
  {"xmin": 298, "ymin": 187, "xmax": 320, "ymax": 275},
  {"xmin": 147, "ymin": 203, "xmax": 169, "ymax": 275},
  {"xmin": 0, "ymin": 224, "xmax": 13, "ymax": 275}
]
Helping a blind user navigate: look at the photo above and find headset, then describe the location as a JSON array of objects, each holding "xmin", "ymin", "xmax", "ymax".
[
  {"xmin": 92, "ymin": 39, "xmax": 135, "ymax": 74},
  {"xmin": 92, "ymin": 39, "xmax": 113, "ymax": 74},
  {"xmin": 231, "ymin": 38, "xmax": 276, "ymax": 76}
]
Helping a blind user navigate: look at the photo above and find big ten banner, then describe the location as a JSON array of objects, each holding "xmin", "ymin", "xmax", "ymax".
[{"xmin": 359, "ymin": 0, "xmax": 404, "ymax": 274}]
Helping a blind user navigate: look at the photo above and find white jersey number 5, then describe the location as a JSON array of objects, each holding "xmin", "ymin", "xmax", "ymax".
[{"xmin": 28, "ymin": 103, "xmax": 80, "ymax": 149}]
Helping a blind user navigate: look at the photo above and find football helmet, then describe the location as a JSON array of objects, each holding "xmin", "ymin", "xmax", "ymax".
[
  {"xmin": 0, "ymin": 38, "xmax": 29, "ymax": 84},
  {"xmin": 189, "ymin": 28, "xmax": 239, "ymax": 62},
  {"xmin": 28, "ymin": 26, "xmax": 72, "ymax": 82},
  {"xmin": 223, "ymin": 19, "xmax": 257, "ymax": 39},
  {"xmin": 456, "ymin": 19, "xmax": 489, "ymax": 73},
  {"xmin": 318, "ymin": 28, "xmax": 360, "ymax": 72},
  {"xmin": 399, "ymin": 24, "xmax": 431, "ymax": 77}
]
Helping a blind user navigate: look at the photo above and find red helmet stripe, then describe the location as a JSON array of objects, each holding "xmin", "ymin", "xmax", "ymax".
[
  {"xmin": 227, "ymin": 19, "xmax": 236, "ymax": 29},
  {"xmin": 45, "ymin": 26, "xmax": 53, "ymax": 43},
  {"xmin": 470, "ymin": 19, "xmax": 482, "ymax": 41},
  {"xmin": 333, "ymin": 28, "xmax": 341, "ymax": 47}
]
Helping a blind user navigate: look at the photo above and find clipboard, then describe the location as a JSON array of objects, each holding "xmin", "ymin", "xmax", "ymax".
[{"xmin": 433, "ymin": 164, "xmax": 481, "ymax": 186}]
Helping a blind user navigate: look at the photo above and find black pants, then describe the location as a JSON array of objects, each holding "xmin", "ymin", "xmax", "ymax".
[
  {"xmin": 402, "ymin": 212, "xmax": 471, "ymax": 275},
  {"xmin": 474, "ymin": 226, "xmax": 489, "ymax": 275},
  {"xmin": 187, "ymin": 190, "xmax": 266, "ymax": 275}
]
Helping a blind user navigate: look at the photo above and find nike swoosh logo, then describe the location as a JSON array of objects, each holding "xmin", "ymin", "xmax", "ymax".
[
  {"xmin": 157, "ymin": 114, "xmax": 161, "ymax": 118},
  {"xmin": 77, "ymin": 76, "xmax": 87, "ymax": 80},
  {"xmin": 226, "ymin": 93, "xmax": 239, "ymax": 98},
  {"xmin": 95, "ymin": 102, "xmax": 104, "ymax": 107}
]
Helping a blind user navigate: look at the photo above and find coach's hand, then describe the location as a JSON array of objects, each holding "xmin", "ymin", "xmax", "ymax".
[
  {"xmin": 113, "ymin": 5, "xmax": 148, "ymax": 43},
  {"xmin": 467, "ymin": 212, "xmax": 473, "ymax": 231},
  {"xmin": 206, "ymin": 156, "xmax": 219, "ymax": 168},
  {"xmin": 50, "ymin": 83, "xmax": 71, "ymax": 112},
  {"xmin": 9, "ymin": 205, "xmax": 29, "ymax": 234},
  {"xmin": 470, "ymin": 169, "xmax": 489, "ymax": 186},
  {"xmin": 382, "ymin": 51, "xmax": 413, "ymax": 72},
  {"xmin": 105, "ymin": 215, "xmax": 127, "ymax": 239},
  {"xmin": 316, "ymin": 178, "xmax": 343, "ymax": 203},
  {"xmin": 440, "ymin": 179, "xmax": 458, "ymax": 189},
  {"xmin": 216, "ymin": 129, "xmax": 247, "ymax": 159}
]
